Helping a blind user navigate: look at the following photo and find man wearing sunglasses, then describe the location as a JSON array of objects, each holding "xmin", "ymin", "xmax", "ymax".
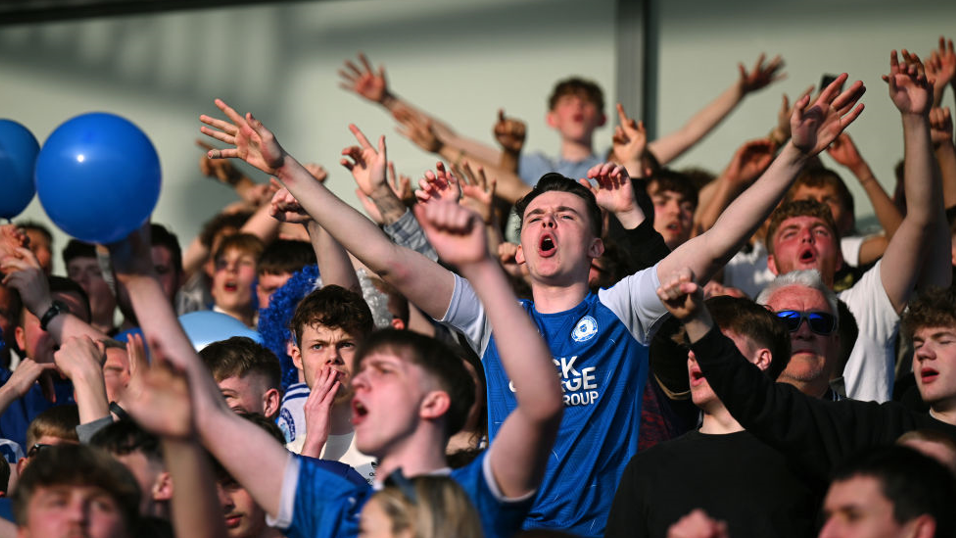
[{"xmin": 756, "ymin": 271, "xmax": 843, "ymax": 400}]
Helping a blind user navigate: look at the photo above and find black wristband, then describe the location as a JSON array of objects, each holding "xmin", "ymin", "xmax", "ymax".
[
  {"xmin": 39, "ymin": 300, "xmax": 68, "ymax": 332},
  {"xmin": 109, "ymin": 401, "xmax": 131, "ymax": 422}
]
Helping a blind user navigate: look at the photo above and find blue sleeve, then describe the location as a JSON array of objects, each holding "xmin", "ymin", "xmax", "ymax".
[
  {"xmin": 451, "ymin": 451, "xmax": 535, "ymax": 538},
  {"xmin": 284, "ymin": 456, "xmax": 372, "ymax": 538}
]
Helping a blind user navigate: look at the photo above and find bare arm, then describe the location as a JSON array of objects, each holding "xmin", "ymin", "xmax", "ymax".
[
  {"xmin": 200, "ymin": 102, "xmax": 456, "ymax": 320},
  {"xmin": 880, "ymin": 51, "xmax": 951, "ymax": 311},
  {"xmin": 417, "ymin": 201, "xmax": 562, "ymax": 497},
  {"xmin": 107, "ymin": 226, "xmax": 290, "ymax": 519},
  {"xmin": 52, "ymin": 337, "xmax": 110, "ymax": 424},
  {"xmin": 648, "ymin": 54, "xmax": 785, "ymax": 165},
  {"xmin": 827, "ymin": 132, "xmax": 903, "ymax": 238},
  {"xmin": 658, "ymin": 75, "xmax": 866, "ymax": 284},
  {"xmin": 930, "ymin": 107, "xmax": 956, "ymax": 209},
  {"xmin": 694, "ymin": 139, "xmax": 776, "ymax": 235}
]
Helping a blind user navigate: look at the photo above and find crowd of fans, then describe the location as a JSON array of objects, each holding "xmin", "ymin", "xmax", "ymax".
[{"xmin": 0, "ymin": 35, "xmax": 955, "ymax": 538}]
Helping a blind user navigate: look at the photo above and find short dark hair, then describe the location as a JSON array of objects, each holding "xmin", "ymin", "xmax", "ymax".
[
  {"xmin": 901, "ymin": 287, "xmax": 956, "ymax": 341},
  {"xmin": 355, "ymin": 329, "xmax": 475, "ymax": 439},
  {"xmin": 0, "ymin": 458, "xmax": 9, "ymax": 496},
  {"xmin": 47, "ymin": 275, "xmax": 91, "ymax": 324},
  {"xmin": 548, "ymin": 77, "xmax": 605, "ymax": 113},
  {"xmin": 199, "ymin": 336, "xmax": 282, "ymax": 391},
  {"xmin": 15, "ymin": 221, "xmax": 53, "ymax": 246},
  {"xmin": 786, "ymin": 166, "xmax": 855, "ymax": 230},
  {"xmin": 257, "ymin": 239, "xmax": 316, "ymax": 277},
  {"xmin": 150, "ymin": 223, "xmax": 183, "ymax": 278},
  {"xmin": 26, "ymin": 404, "xmax": 79, "ymax": 448},
  {"xmin": 831, "ymin": 445, "xmax": 956, "ymax": 538},
  {"xmin": 89, "ymin": 419, "xmax": 163, "ymax": 466},
  {"xmin": 647, "ymin": 169, "xmax": 699, "ymax": 211},
  {"xmin": 514, "ymin": 173, "xmax": 603, "ymax": 239},
  {"xmin": 12, "ymin": 444, "xmax": 141, "ymax": 530},
  {"xmin": 706, "ymin": 295, "xmax": 791, "ymax": 381},
  {"xmin": 61, "ymin": 239, "xmax": 96, "ymax": 267},
  {"xmin": 290, "ymin": 285, "xmax": 374, "ymax": 347},
  {"xmin": 765, "ymin": 199, "xmax": 841, "ymax": 257},
  {"xmin": 199, "ymin": 211, "xmax": 252, "ymax": 250}
]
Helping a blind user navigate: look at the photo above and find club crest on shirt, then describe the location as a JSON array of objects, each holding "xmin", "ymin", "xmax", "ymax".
[
  {"xmin": 278, "ymin": 408, "xmax": 296, "ymax": 443},
  {"xmin": 571, "ymin": 315, "xmax": 598, "ymax": 342}
]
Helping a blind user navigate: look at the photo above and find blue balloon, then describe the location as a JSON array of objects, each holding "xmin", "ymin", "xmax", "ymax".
[
  {"xmin": 178, "ymin": 311, "xmax": 262, "ymax": 352},
  {"xmin": 35, "ymin": 112, "xmax": 161, "ymax": 243},
  {"xmin": 0, "ymin": 119, "xmax": 40, "ymax": 219}
]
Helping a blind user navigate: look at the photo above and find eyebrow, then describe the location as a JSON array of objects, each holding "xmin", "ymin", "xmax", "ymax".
[{"xmin": 525, "ymin": 206, "xmax": 582, "ymax": 219}]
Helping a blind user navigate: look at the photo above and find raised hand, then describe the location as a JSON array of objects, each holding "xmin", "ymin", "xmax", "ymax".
[
  {"xmin": 124, "ymin": 340, "xmax": 196, "ymax": 440},
  {"xmin": 300, "ymin": 366, "xmax": 340, "ymax": 458},
  {"xmin": 583, "ymin": 163, "xmax": 638, "ymax": 218},
  {"xmin": 884, "ymin": 50, "xmax": 933, "ymax": 117},
  {"xmin": 611, "ymin": 103, "xmax": 647, "ymax": 165},
  {"xmin": 1, "ymin": 247, "xmax": 52, "ymax": 316},
  {"xmin": 925, "ymin": 37, "xmax": 955, "ymax": 105},
  {"xmin": 724, "ymin": 138, "xmax": 775, "ymax": 186},
  {"xmin": 269, "ymin": 180, "xmax": 311, "ymax": 224},
  {"xmin": 738, "ymin": 53, "xmax": 786, "ymax": 94},
  {"xmin": 200, "ymin": 99, "xmax": 287, "ymax": 175},
  {"xmin": 771, "ymin": 85, "xmax": 814, "ymax": 146},
  {"xmin": 494, "ymin": 109, "xmax": 526, "ymax": 154},
  {"xmin": 790, "ymin": 73, "xmax": 866, "ymax": 156},
  {"xmin": 930, "ymin": 107, "xmax": 953, "ymax": 147},
  {"xmin": 416, "ymin": 162, "xmax": 461, "ymax": 205},
  {"xmin": 456, "ymin": 161, "xmax": 497, "ymax": 224},
  {"xmin": 338, "ymin": 53, "xmax": 391, "ymax": 105},
  {"xmin": 53, "ymin": 336, "xmax": 105, "ymax": 381},
  {"xmin": 387, "ymin": 161, "xmax": 415, "ymax": 205},
  {"xmin": 0, "ymin": 358, "xmax": 57, "ymax": 401},
  {"xmin": 340, "ymin": 124, "xmax": 388, "ymax": 195},
  {"xmin": 105, "ymin": 223, "xmax": 155, "ymax": 281},
  {"xmin": 415, "ymin": 201, "xmax": 488, "ymax": 267},
  {"xmin": 393, "ymin": 105, "xmax": 442, "ymax": 153},
  {"xmin": 0, "ymin": 224, "xmax": 28, "ymax": 262},
  {"xmin": 498, "ymin": 242, "xmax": 528, "ymax": 280},
  {"xmin": 196, "ymin": 139, "xmax": 245, "ymax": 186},
  {"xmin": 120, "ymin": 332, "xmax": 149, "ymax": 407},
  {"xmin": 656, "ymin": 267, "xmax": 704, "ymax": 322}
]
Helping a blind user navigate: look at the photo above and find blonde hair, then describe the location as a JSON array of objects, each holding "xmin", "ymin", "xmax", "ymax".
[{"xmin": 371, "ymin": 475, "xmax": 483, "ymax": 538}]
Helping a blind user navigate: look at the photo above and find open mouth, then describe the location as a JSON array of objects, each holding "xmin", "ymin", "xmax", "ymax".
[
  {"xmin": 799, "ymin": 248, "xmax": 816, "ymax": 264},
  {"xmin": 689, "ymin": 369, "xmax": 705, "ymax": 387},
  {"xmin": 666, "ymin": 221, "xmax": 681, "ymax": 234},
  {"xmin": 921, "ymin": 368, "xmax": 939, "ymax": 383},
  {"xmin": 224, "ymin": 281, "xmax": 239, "ymax": 293},
  {"xmin": 572, "ymin": 113, "xmax": 584, "ymax": 122},
  {"xmin": 351, "ymin": 399, "xmax": 369, "ymax": 425},
  {"xmin": 539, "ymin": 234, "xmax": 556, "ymax": 257}
]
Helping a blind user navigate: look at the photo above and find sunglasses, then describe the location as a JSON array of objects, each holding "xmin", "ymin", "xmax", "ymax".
[
  {"xmin": 27, "ymin": 443, "xmax": 54, "ymax": 458},
  {"xmin": 775, "ymin": 310, "xmax": 837, "ymax": 335}
]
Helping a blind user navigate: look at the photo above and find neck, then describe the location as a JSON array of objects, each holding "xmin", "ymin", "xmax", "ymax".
[
  {"xmin": 375, "ymin": 429, "xmax": 448, "ymax": 480},
  {"xmin": 699, "ymin": 403, "xmax": 744, "ymax": 435},
  {"xmin": 560, "ymin": 137, "xmax": 593, "ymax": 162},
  {"xmin": 330, "ymin": 402, "xmax": 353, "ymax": 436},
  {"xmin": 530, "ymin": 279, "xmax": 590, "ymax": 314}
]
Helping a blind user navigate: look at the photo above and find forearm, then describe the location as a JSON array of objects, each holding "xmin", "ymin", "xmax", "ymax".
[
  {"xmin": 694, "ymin": 174, "xmax": 745, "ymax": 234},
  {"xmin": 162, "ymin": 437, "xmax": 229, "ymax": 538},
  {"xmin": 308, "ymin": 221, "xmax": 360, "ymax": 293},
  {"xmin": 240, "ymin": 202, "xmax": 281, "ymax": 245},
  {"xmin": 851, "ymin": 163, "xmax": 903, "ymax": 238},
  {"xmin": 369, "ymin": 186, "xmax": 410, "ymax": 226},
  {"xmin": 275, "ymin": 158, "xmax": 454, "ymax": 319},
  {"xmin": 71, "ymin": 369, "xmax": 111, "ymax": 424},
  {"xmin": 48, "ymin": 313, "xmax": 108, "ymax": 348},
  {"xmin": 181, "ymin": 236, "xmax": 209, "ymax": 279},
  {"xmin": 499, "ymin": 149, "xmax": 520, "ymax": 173},
  {"xmin": 0, "ymin": 386, "xmax": 20, "ymax": 417},
  {"xmin": 662, "ymin": 143, "xmax": 806, "ymax": 283},
  {"xmin": 300, "ymin": 431, "xmax": 327, "ymax": 459},
  {"xmin": 648, "ymin": 81, "xmax": 744, "ymax": 165},
  {"xmin": 935, "ymin": 141, "xmax": 956, "ymax": 209}
]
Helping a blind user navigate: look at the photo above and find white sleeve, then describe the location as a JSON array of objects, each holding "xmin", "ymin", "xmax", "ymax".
[
  {"xmin": 840, "ymin": 234, "xmax": 875, "ymax": 268},
  {"xmin": 265, "ymin": 454, "xmax": 301, "ymax": 529},
  {"xmin": 838, "ymin": 261, "xmax": 899, "ymax": 402},
  {"xmin": 439, "ymin": 273, "xmax": 493, "ymax": 356},
  {"xmin": 597, "ymin": 263, "xmax": 670, "ymax": 344}
]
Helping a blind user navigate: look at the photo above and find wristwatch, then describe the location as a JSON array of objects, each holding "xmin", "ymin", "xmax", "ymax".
[{"xmin": 39, "ymin": 300, "xmax": 69, "ymax": 332}]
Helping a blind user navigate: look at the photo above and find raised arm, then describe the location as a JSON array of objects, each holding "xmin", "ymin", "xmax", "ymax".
[
  {"xmin": 827, "ymin": 132, "xmax": 903, "ymax": 241},
  {"xmin": 52, "ymin": 337, "xmax": 110, "ymax": 424},
  {"xmin": 648, "ymin": 54, "xmax": 785, "ymax": 165},
  {"xmin": 925, "ymin": 36, "xmax": 955, "ymax": 107},
  {"xmin": 200, "ymin": 100, "xmax": 456, "ymax": 320},
  {"xmin": 879, "ymin": 51, "xmax": 951, "ymax": 310},
  {"xmin": 694, "ymin": 138, "xmax": 775, "ymax": 235},
  {"xmin": 107, "ymin": 226, "xmax": 290, "ymax": 519},
  {"xmin": 929, "ymin": 106, "xmax": 956, "ymax": 209},
  {"xmin": 658, "ymin": 74, "xmax": 866, "ymax": 284},
  {"xmin": 417, "ymin": 200, "xmax": 562, "ymax": 498}
]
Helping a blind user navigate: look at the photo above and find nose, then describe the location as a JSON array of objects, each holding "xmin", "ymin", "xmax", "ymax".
[
  {"xmin": 216, "ymin": 484, "xmax": 233, "ymax": 510},
  {"xmin": 915, "ymin": 342, "xmax": 936, "ymax": 361},
  {"xmin": 817, "ymin": 516, "xmax": 838, "ymax": 538}
]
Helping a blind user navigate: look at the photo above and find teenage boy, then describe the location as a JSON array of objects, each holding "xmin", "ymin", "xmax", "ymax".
[
  {"xmin": 211, "ymin": 233, "xmax": 263, "ymax": 328},
  {"xmin": 200, "ymin": 71, "xmax": 863, "ymax": 535},
  {"xmin": 107, "ymin": 193, "xmax": 564, "ymax": 537},
  {"xmin": 63, "ymin": 240, "xmax": 117, "ymax": 335},
  {"xmin": 200, "ymin": 336, "xmax": 283, "ymax": 420},
  {"xmin": 256, "ymin": 239, "xmax": 315, "ymax": 310}
]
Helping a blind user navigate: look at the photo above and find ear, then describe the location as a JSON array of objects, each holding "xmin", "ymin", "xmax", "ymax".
[
  {"xmin": 15, "ymin": 458, "xmax": 27, "ymax": 477},
  {"xmin": 515, "ymin": 244, "xmax": 526, "ymax": 266},
  {"xmin": 390, "ymin": 318, "xmax": 406, "ymax": 331},
  {"xmin": 291, "ymin": 344, "xmax": 304, "ymax": 372},
  {"xmin": 752, "ymin": 348, "xmax": 773, "ymax": 372},
  {"xmin": 546, "ymin": 111, "xmax": 557, "ymax": 129},
  {"xmin": 152, "ymin": 470, "xmax": 173, "ymax": 502},
  {"xmin": 596, "ymin": 113, "xmax": 607, "ymax": 127},
  {"xmin": 907, "ymin": 514, "xmax": 936, "ymax": 538},
  {"xmin": 262, "ymin": 388, "xmax": 281, "ymax": 419},
  {"xmin": 767, "ymin": 254, "xmax": 780, "ymax": 276},
  {"xmin": 14, "ymin": 326, "xmax": 25, "ymax": 354},
  {"xmin": 419, "ymin": 390, "xmax": 451, "ymax": 423},
  {"xmin": 588, "ymin": 237, "xmax": 605, "ymax": 259}
]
